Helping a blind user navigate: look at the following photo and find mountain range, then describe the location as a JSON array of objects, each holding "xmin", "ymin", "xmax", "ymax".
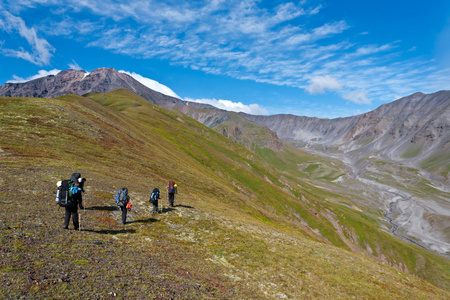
[
  {"xmin": 2, "ymin": 68, "xmax": 448, "ymax": 180},
  {"xmin": 1, "ymin": 67, "xmax": 449, "ymax": 257},
  {"xmin": 242, "ymin": 91, "xmax": 450, "ymax": 180}
]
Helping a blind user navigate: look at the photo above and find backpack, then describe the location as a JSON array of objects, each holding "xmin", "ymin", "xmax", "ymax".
[
  {"xmin": 70, "ymin": 173, "xmax": 81, "ymax": 183},
  {"xmin": 58, "ymin": 180, "xmax": 75, "ymax": 207},
  {"xmin": 168, "ymin": 181, "xmax": 175, "ymax": 194},
  {"xmin": 117, "ymin": 188, "xmax": 128, "ymax": 207},
  {"xmin": 150, "ymin": 188, "xmax": 160, "ymax": 203}
]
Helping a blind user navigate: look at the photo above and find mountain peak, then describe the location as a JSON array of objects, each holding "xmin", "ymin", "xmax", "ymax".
[{"xmin": 0, "ymin": 67, "xmax": 181, "ymax": 105}]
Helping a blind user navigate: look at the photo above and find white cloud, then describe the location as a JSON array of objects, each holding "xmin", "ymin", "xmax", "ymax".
[
  {"xmin": 68, "ymin": 60, "xmax": 82, "ymax": 70},
  {"xmin": 343, "ymin": 90, "xmax": 371, "ymax": 105},
  {"xmin": 312, "ymin": 20, "xmax": 349, "ymax": 37},
  {"xmin": 7, "ymin": 69, "xmax": 61, "ymax": 83},
  {"xmin": 306, "ymin": 75, "xmax": 342, "ymax": 94},
  {"xmin": 119, "ymin": 70, "xmax": 181, "ymax": 99},
  {"xmin": 185, "ymin": 97, "xmax": 268, "ymax": 115},
  {"xmin": 0, "ymin": 11, "xmax": 54, "ymax": 65},
  {"xmin": 3, "ymin": 0, "xmax": 447, "ymax": 108},
  {"xmin": 354, "ymin": 43, "xmax": 394, "ymax": 56}
]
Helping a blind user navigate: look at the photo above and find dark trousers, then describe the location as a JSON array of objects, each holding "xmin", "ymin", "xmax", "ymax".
[
  {"xmin": 168, "ymin": 193, "xmax": 175, "ymax": 206},
  {"xmin": 120, "ymin": 206, "xmax": 127, "ymax": 224},
  {"xmin": 152, "ymin": 200, "xmax": 158, "ymax": 213},
  {"xmin": 64, "ymin": 206, "xmax": 79, "ymax": 230}
]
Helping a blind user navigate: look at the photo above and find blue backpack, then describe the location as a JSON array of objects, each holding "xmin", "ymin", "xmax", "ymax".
[
  {"xmin": 116, "ymin": 188, "xmax": 128, "ymax": 207},
  {"xmin": 150, "ymin": 188, "xmax": 160, "ymax": 203}
]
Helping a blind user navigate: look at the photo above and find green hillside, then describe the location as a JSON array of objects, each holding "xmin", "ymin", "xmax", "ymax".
[{"xmin": 0, "ymin": 89, "xmax": 449, "ymax": 298}]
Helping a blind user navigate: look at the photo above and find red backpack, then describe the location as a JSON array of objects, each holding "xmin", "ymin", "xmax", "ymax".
[{"xmin": 168, "ymin": 181, "xmax": 175, "ymax": 194}]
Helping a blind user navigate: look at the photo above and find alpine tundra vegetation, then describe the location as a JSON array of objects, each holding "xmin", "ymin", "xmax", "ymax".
[{"xmin": 0, "ymin": 89, "xmax": 449, "ymax": 298}]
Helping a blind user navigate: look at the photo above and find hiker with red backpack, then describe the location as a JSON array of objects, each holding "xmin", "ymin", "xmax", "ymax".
[{"xmin": 167, "ymin": 181, "xmax": 177, "ymax": 207}]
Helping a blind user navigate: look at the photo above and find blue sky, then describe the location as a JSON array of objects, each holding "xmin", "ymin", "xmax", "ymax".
[{"xmin": 0, "ymin": 0, "xmax": 449, "ymax": 118}]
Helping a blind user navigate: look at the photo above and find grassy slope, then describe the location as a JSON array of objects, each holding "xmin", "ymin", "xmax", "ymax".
[
  {"xmin": 202, "ymin": 102, "xmax": 450, "ymax": 289},
  {"xmin": 0, "ymin": 89, "xmax": 449, "ymax": 298}
]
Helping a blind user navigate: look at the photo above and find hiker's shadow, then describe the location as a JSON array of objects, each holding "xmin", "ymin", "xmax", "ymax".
[
  {"xmin": 85, "ymin": 206, "xmax": 119, "ymax": 211},
  {"xmin": 128, "ymin": 218, "xmax": 159, "ymax": 224},
  {"xmin": 161, "ymin": 207, "xmax": 176, "ymax": 213},
  {"xmin": 82, "ymin": 229, "xmax": 136, "ymax": 234},
  {"xmin": 174, "ymin": 204, "xmax": 194, "ymax": 209}
]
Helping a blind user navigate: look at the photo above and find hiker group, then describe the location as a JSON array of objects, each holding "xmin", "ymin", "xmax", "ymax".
[
  {"xmin": 56, "ymin": 173, "xmax": 178, "ymax": 230},
  {"xmin": 149, "ymin": 181, "xmax": 177, "ymax": 214}
]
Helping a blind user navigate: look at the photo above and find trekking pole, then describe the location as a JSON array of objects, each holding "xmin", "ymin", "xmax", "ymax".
[{"xmin": 81, "ymin": 192, "xmax": 86, "ymax": 231}]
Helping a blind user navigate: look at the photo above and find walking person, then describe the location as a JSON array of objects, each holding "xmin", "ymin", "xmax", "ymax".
[
  {"xmin": 115, "ymin": 188, "xmax": 130, "ymax": 225},
  {"xmin": 58, "ymin": 178, "xmax": 82, "ymax": 230},
  {"xmin": 167, "ymin": 181, "xmax": 177, "ymax": 207},
  {"xmin": 150, "ymin": 188, "xmax": 160, "ymax": 213}
]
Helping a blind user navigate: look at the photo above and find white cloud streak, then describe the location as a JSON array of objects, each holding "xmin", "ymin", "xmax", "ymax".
[
  {"xmin": 119, "ymin": 70, "xmax": 181, "ymax": 99},
  {"xmin": 7, "ymin": 69, "xmax": 61, "ymax": 83},
  {"xmin": 306, "ymin": 75, "xmax": 342, "ymax": 94},
  {"xmin": 185, "ymin": 97, "xmax": 268, "ymax": 115},
  {"xmin": 343, "ymin": 90, "xmax": 371, "ymax": 105},
  {"xmin": 2, "ymin": 0, "xmax": 449, "ymax": 106},
  {"xmin": 68, "ymin": 60, "xmax": 82, "ymax": 70},
  {"xmin": 0, "ymin": 11, "xmax": 54, "ymax": 65}
]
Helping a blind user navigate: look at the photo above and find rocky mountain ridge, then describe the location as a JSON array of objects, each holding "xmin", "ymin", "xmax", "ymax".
[{"xmin": 242, "ymin": 91, "xmax": 450, "ymax": 182}]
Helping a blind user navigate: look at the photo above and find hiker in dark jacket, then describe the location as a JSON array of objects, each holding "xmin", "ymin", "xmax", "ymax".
[
  {"xmin": 64, "ymin": 180, "xmax": 82, "ymax": 230},
  {"xmin": 150, "ymin": 188, "xmax": 160, "ymax": 213}
]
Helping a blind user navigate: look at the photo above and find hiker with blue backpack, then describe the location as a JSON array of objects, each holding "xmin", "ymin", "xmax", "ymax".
[
  {"xmin": 150, "ymin": 188, "xmax": 160, "ymax": 213},
  {"xmin": 115, "ymin": 188, "xmax": 131, "ymax": 225}
]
